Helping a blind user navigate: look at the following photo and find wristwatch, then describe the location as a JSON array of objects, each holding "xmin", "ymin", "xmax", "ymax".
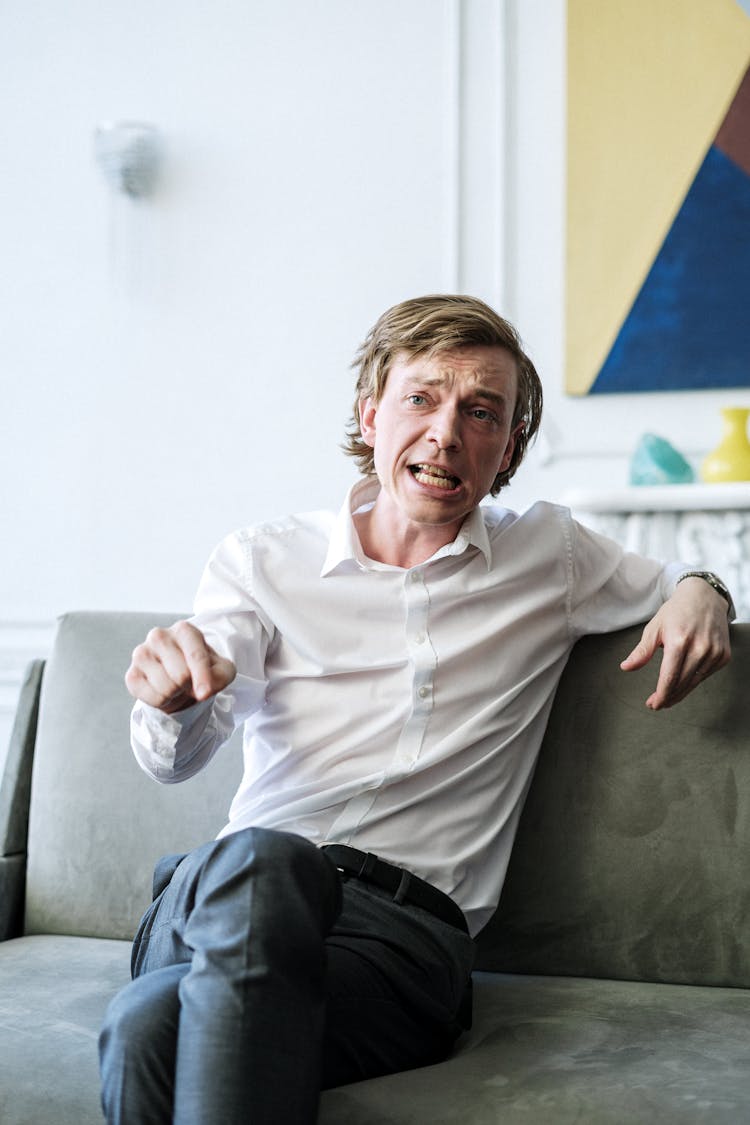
[{"xmin": 676, "ymin": 571, "xmax": 735, "ymax": 618}]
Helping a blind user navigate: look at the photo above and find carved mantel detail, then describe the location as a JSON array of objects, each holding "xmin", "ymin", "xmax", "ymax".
[{"xmin": 562, "ymin": 483, "xmax": 750, "ymax": 622}]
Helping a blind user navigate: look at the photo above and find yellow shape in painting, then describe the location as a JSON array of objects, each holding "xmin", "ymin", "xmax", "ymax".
[{"xmin": 566, "ymin": 0, "xmax": 750, "ymax": 395}]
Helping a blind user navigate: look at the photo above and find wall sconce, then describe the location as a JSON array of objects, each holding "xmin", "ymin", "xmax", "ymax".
[{"xmin": 94, "ymin": 121, "xmax": 163, "ymax": 199}]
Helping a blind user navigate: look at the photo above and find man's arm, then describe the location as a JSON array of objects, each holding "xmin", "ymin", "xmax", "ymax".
[
  {"xmin": 126, "ymin": 620, "xmax": 237, "ymax": 713},
  {"xmin": 620, "ymin": 575, "xmax": 731, "ymax": 710}
]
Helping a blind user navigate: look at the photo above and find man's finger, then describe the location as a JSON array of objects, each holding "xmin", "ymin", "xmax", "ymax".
[
  {"xmin": 128, "ymin": 641, "xmax": 184, "ymax": 700},
  {"xmin": 647, "ymin": 643, "xmax": 688, "ymax": 710},
  {"xmin": 125, "ymin": 664, "xmax": 162, "ymax": 706},
  {"xmin": 620, "ymin": 628, "xmax": 658, "ymax": 672},
  {"xmin": 171, "ymin": 621, "xmax": 216, "ymax": 700},
  {"xmin": 207, "ymin": 652, "xmax": 237, "ymax": 695}
]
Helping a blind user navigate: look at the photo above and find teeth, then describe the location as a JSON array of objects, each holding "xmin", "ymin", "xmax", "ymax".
[{"xmin": 412, "ymin": 465, "xmax": 459, "ymax": 489}]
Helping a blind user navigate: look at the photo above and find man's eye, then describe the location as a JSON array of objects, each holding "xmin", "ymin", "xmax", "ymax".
[
  {"xmin": 407, "ymin": 394, "xmax": 427, "ymax": 405},
  {"xmin": 472, "ymin": 408, "xmax": 496, "ymax": 422}
]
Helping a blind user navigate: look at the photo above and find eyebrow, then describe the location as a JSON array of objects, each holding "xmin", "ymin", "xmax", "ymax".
[{"xmin": 404, "ymin": 374, "xmax": 511, "ymax": 406}]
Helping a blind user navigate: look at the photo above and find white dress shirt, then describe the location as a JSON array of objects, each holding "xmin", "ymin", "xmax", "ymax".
[{"xmin": 132, "ymin": 477, "xmax": 686, "ymax": 936}]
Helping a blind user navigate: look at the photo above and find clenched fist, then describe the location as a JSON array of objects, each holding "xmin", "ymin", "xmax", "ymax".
[{"xmin": 125, "ymin": 621, "xmax": 237, "ymax": 714}]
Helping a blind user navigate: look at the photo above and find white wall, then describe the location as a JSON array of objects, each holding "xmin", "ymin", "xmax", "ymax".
[
  {"xmin": 2, "ymin": 0, "xmax": 746, "ymax": 758},
  {"xmin": 2, "ymin": 0, "xmax": 442, "ymax": 622},
  {"xmin": 0, "ymin": 0, "xmax": 513, "ymax": 753}
]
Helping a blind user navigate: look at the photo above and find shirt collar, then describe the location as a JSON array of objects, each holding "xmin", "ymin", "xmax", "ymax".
[
  {"xmin": 321, "ymin": 478, "xmax": 378, "ymax": 576},
  {"xmin": 321, "ymin": 477, "xmax": 492, "ymax": 576},
  {"xmin": 445, "ymin": 503, "xmax": 492, "ymax": 568}
]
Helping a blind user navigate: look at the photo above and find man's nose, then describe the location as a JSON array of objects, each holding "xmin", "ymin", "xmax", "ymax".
[{"xmin": 428, "ymin": 406, "xmax": 462, "ymax": 450}]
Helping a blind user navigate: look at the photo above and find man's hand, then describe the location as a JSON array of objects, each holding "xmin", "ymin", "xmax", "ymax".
[
  {"xmin": 125, "ymin": 621, "xmax": 237, "ymax": 714},
  {"xmin": 620, "ymin": 576, "xmax": 731, "ymax": 710}
]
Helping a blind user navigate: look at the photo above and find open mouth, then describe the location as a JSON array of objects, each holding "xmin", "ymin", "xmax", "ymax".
[{"xmin": 409, "ymin": 464, "xmax": 461, "ymax": 491}]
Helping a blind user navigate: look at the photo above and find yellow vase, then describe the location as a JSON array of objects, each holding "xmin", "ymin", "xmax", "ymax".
[{"xmin": 701, "ymin": 407, "xmax": 750, "ymax": 483}]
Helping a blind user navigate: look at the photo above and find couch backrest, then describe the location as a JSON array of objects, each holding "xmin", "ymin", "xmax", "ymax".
[
  {"xmin": 476, "ymin": 622, "xmax": 750, "ymax": 989},
  {"xmin": 24, "ymin": 612, "xmax": 242, "ymax": 939},
  {"xmin": 23, "ymin": 612, "xmax": 750, "ymax": 989}
]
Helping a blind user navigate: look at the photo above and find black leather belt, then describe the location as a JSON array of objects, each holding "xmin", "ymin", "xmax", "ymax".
[{"xmin": 321, "ymin": 844, "xmax": 468, "ymax": 934}]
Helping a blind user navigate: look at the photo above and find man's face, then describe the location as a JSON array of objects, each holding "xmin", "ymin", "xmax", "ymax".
[{"xmin": 359, "ymin": 346, "xmax": 523, "ymax": 540}]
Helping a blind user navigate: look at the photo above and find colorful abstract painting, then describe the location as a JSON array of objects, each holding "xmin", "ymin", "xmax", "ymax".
[{"xmin": 566, "ymin": 0, "xmax": 750, "ymax": 395}]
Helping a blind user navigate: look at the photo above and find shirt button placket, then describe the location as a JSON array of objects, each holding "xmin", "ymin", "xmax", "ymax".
[
  {"xmin": 405, "ymin": 569, "xmax": 434, "ymax": 716},
  {"xmin": 385, "ymin": 569, "xmax": 434, "ymax": 773}
]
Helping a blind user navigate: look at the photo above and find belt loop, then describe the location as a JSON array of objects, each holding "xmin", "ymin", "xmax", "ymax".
[
  {"xmin": 393, "ymin": 868, "xmax": 411, "ymax": 905},
  {"xmin": 357, "ymin": 851, "xmax": 378, "ymax": 879}
]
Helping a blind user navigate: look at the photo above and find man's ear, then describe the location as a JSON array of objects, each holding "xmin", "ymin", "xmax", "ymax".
[
  {"xmin": 499, "ymin": 421, "xmax": 525, "ymax": 474},
  {"xmin": 359, "ymin": 397, "xmax": 377, "ymax": 448}
]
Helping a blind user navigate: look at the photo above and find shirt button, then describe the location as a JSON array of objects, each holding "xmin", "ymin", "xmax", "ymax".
[
  {"xmin": 418, "ymin": 685, "xmax": 430, "ymax": 699},
  {"xmin": 414, "ymin": 632, "xmax": 426, "ymax": 645}
]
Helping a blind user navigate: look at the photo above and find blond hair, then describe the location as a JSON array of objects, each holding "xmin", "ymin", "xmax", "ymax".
[{"xmin": 343, "ymin": 294, "xmax": 542, "ymax": 494}]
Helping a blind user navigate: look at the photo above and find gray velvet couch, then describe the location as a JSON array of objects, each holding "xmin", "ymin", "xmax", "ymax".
[{"xmin": 1, "ymin": 610, "xmax": 749, "ymax": 1124}]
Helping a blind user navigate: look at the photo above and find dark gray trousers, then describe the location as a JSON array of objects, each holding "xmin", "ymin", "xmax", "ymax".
[{"xmin": 99, "ymin": 827, "xmax": 474, "ymax": 1124}]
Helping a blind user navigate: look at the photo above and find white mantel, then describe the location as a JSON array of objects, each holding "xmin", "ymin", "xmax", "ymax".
[{"xmin": 561, "ymin": 483, "xmax": 750, "ymax": 621}]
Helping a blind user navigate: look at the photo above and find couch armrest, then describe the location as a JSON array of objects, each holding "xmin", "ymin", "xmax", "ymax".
[{"xmin": 0, "ymin": 659, "xmax": 44, "ymax": 940}]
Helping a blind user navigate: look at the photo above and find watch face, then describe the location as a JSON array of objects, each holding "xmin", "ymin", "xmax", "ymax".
[{"xmin": 705, "ymin": 575, "xmax": 732, "ymax": 610}]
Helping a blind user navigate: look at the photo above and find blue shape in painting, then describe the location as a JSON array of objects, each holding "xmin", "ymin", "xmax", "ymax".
[{"xmin": 591, "ymin": 145, "xmax": 750, "ymax": 393}]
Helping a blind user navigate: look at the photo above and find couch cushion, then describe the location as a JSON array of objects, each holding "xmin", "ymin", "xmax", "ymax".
[
  {"xmin": 1, "ymin": 939, "xmax": 747, "ymax": 1125},
  {"xmin": 320, "ymin": 971, "xmax": 750, "ymax": 1123},
  {"xmin": 25, "ymin": 612, "xmax": 243, "ymax": 940},
  {"xmin": 0, "ymin": 934, "xmax": 130, "ymax": 1125}
]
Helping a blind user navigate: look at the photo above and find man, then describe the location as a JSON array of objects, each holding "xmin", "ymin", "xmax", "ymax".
[{"xmin": 99, "ymin": 294, "xmax": 732, "ymax": 1124}]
